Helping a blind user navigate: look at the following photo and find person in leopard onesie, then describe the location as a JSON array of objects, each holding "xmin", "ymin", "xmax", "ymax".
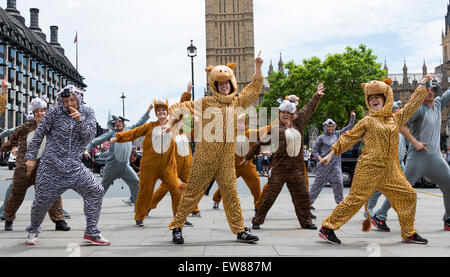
[
  {"xmin": 164, "ymin": 51, "xmax": 265, "ymax": 244},
  {"xmin": 317, "ymin": 74, "xmax": 435, "ymax": 245}
]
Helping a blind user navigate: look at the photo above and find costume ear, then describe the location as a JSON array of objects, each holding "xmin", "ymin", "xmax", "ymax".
[
  {"xmin": 226, "ymin": 62, "xmax": 237, "ymax": 70},
  {"xmin": 361, "ymin": 83, "xmax": 366, "ymax": 90},
  {"xmin": 382, "ymin": 77, "xmax": 393, "ymax": 86},
  {"xmin": 166, "ymin": 99, "xmax": 169, "ymax": 107},
  {"xmin": 205, "ymin": 66, "xmax": 214, "ymax": 73}
]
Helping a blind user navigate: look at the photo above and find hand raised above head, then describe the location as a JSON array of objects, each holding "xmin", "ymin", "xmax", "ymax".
[{"xmin": 255, "ymin": 50, "xmax": 264, "ymax": 66}]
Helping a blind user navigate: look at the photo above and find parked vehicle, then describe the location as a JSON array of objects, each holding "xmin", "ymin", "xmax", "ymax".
[
  {"xmin": 92, "ymin": 151, "xmax": 109, "ymax": 177},
  {"xmin": 340, "ymin": 141, "xmax": 363, "ymax": 187},
  {"xmin": 7, "ymin": 152, "xmax": 16, "ymax": 170}
]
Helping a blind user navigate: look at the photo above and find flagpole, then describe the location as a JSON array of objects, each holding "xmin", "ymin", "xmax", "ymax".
[{"xmin": 75, "ymin": 31, "xmax": 78, "ymax": 71}]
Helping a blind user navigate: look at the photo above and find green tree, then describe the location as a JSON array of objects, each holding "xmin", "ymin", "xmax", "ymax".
[{"xmin": 260, "ymin": 45, "xmax": 386, "ymax": 135}]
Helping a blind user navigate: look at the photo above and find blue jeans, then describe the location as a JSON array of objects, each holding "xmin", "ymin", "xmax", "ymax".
[
  {"xmin": 256, "ymin": 158, "xmax": 263, "ymax": 172},
  {"xmin": 367, "ymin": 191, "xmax": 391, "ymax": 221}
]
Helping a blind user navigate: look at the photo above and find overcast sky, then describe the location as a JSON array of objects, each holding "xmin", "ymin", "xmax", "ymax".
[{"xmin": 6, "ymin": 0, "xmax": 448, "ymax": 128}]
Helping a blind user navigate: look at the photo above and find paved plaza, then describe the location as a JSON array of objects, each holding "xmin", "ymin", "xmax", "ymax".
[{"xmin": 0, "ymin": 166, "xmax": 449, "ymax": 258}]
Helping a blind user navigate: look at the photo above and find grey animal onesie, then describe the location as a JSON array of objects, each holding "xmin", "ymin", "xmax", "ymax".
[
  {"xmin": 404, "ymin": 87, "xmax": 450, "ymax": 222},
  {"xmin": 85, "ymin": 112, "xmax": 149, "ymax": 205},
  {"xmin": 309, "ymin": 115, "xmax": 355, "ymax": 205},
  {"xmin": 25, "ymin": 88, "xmax": 104, "ymax": 237}
]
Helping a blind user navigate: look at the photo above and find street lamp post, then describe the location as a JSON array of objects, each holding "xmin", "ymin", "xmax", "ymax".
[
  {"xmin": 187, "ymin": 40, "xmax": 197, "ymax": 152},
  {"xmin": 187, "ymin": 40, "xmax": 197, "ymax": 101},
  {"xmin": 121, "ymin": 92, "xmax": 126, "ymax": 117}
]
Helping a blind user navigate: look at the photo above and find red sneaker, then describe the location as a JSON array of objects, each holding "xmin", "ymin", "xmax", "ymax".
[
  {"xmin": 445, "ymin": 222, "xmax": 450, "ymax": 231},
  {"xmin": 83, "ymin": 234, "xmax": 111, "ymax": 246}
]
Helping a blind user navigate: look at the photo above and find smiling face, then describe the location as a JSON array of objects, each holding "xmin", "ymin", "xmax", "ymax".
[
  {"xmin": 156, "ymin": 107, "xmax": 168, "ymax": 121},
  {"xmin": 279, "ymin": 110, "xmax": 293, "ymax": 125},
  {"xmin": 326, "ymin": 124, "xmax": 335, "ymax": 134},
  {"xmin": 33, "ymin": 107, "xmax": 47, "ymax": 124},
  {"xmin": 368, "ymin": 94, "xmax": 385, "ymax": 111},
  {"xmin": 115, "ymin": 120, "xmax": 124, "ymax": 132},
  {"xmin": 217, "ymin": 81, "xmax": 231, "ymax": 95}
]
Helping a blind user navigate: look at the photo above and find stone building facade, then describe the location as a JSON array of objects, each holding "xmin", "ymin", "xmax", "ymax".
[
  {"xmin": 205, "ymin": 0, "xmax": 266, "ymax": 108},
  {"xmin": 0, "ymin": 0, "xmax": 86, "ymax": 139}
]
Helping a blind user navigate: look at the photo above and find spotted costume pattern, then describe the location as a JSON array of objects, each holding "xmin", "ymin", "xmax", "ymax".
[
  {"xmin": 168, "ymin": 63, "xmax": 264, "ymax": 235},
  {"xmin": 212, "ymin": 126, "xmax": 266, "ymax": 208},
  {"xmin": 25, "ymin": 91, "xmax": 104, "ymax": 237},
  {"xmin": 321, "ymin": 79, "xmax": 426, "ymax": 239}
]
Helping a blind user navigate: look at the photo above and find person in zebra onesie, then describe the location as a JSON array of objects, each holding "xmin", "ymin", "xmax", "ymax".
[{"xmin": 24, "ymin": 85, "xmax": 110, "ymax": 246}]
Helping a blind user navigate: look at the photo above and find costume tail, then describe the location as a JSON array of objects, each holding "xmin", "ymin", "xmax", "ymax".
[{"xmin": 362, "ymin": 202, "xmax": 371, "ymax": 232}]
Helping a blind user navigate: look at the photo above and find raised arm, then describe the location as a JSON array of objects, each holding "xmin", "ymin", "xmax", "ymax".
[
  {"xmin": 293, "ymin": 84, "xmax": 324, "ymax": 130},
  {"xmin": 115, "ymin": 122, "xmax": 153, "ymax": 143},
  {"xmin": 395, "ymin": 74, "xmax": 433, "ymax": 127},
  {"xmin": 331, "ymin": 118, "xmax": 367, "ymax": 156},
  {"xmin": 128, "ymin": 105, "xmax": 152, "ymax": 130},
  {"xmin": 85, "ymin": 131, "xmax": 114, "ymax": 150},
  {"xmin": 335, "ymin": 112, "xmax": 356, "ymax": 136},
  {"xmin": 235, "ymin": 51, "xmax": 264, "ymax": 109}
]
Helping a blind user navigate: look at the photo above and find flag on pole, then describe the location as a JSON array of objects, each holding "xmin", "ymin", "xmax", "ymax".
[{"xmin": 74, "ymin": 32, "xmax": 78, "ymax": 44}]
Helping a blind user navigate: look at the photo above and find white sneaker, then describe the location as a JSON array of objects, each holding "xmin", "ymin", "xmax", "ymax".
[
  {"xmin": 26, "ymin": 232, "xmax": 39, "ymax": 245},
  {"xmin": 213, "ymin": 202, "xmax": 219, "ymax": 209}
]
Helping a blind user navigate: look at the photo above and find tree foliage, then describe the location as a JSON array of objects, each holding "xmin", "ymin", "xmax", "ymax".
[{"xmin": 260, "ymin": 45, "xmax": 386, "ymax": 133}]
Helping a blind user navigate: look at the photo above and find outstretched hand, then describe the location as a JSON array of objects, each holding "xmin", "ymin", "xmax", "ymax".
[
  {"xmin": 317, "ymin": 82, "xmax": 326, "ymax": 96},
  {"xmin": 147, "ymin": 103, "xmax": 154, "ymax": 114},
  {"xmin": 110, "ymin": 137, "xmax": 118, "ymax": 145},
  {"xmin": 421, "ymin": 73, "xmax": 437, "ymax": 85}
]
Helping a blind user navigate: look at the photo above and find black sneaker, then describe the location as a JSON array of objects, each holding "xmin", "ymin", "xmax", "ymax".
[
  {"xmin": 136, "ymin": 220, "xmax": 144, "ymax": 227},
  {"xmin": 310, "ymin": 212, "xmax": 317, "ymax": 219},
  {"xmin": 402, "ymin": 233, "xmax": 428, "ymax": 244},
  {"xmin": 444, "ymin": 220, "xmax": 450, "ymax": 231},
  {"xmin": 184, "ymin": 221, "xmax": 194, "ymax": 227},
  {"xmin": 237, "ymin": 227, "xmax": 259, "ymax": 243},
  {"xmin": 213, "ymin": 202, "xmax": 219, "ymax": 210},
  {"xmin": 310, "ymin": 206, "xmax": 315, "ymax": 210},
  {"xmin": 55, "ymin": 220, "xmax": 71, "ymax": 231},
  {"xmin": 172, "ymin": 228, "xmax": 184, "ymax": 244},
  {"xmin": 302, "ymin": 223, "xmax": 317, "ymax": 230},
  {"xmin": 252, "ymin": 223, "xmax": 261, "ymax": 230},
  {"xmin": 5, "ymin": 221, "xmax": 13, "ymax": 231},
  {"xmin": 1, "ymin": 215, "xmax": 6, "ymax": 221},
  {"xmin": 319, "ymin": 226, "xmax": 341, "ymax": 245},
  {"xmin": 371, "ymin": 216, "xmax": 390, "ymax": 232}
]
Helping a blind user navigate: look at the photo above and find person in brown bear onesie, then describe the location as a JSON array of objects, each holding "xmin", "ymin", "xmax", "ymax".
[{"xmin": 242, "ymin": 84, "xmax": 325, "ymax": 230}]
